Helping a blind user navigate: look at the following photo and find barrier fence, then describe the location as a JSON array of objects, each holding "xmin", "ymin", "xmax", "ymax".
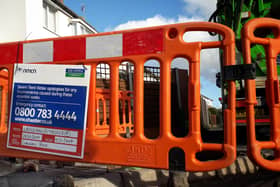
[
  {"xmin": 0, "ymin": 21, "xmax": 236, "ymax": 171},
  {"xmin": 242, "ymin": 18, "xmax": 280, "ymax": 171}
]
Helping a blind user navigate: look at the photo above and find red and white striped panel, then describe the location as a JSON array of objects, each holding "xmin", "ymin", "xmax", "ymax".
[{"xmin": 0, "ymin": 29, "xmax": 163, "ymax": 64}]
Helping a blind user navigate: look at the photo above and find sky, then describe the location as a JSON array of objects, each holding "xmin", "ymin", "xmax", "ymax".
[{"xmin": 64, "ymin": 0, "xmax": 221, "ymax": 107}]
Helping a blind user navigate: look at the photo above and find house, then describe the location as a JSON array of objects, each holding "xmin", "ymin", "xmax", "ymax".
[
  {"xmin": 201, "ymin": 94, "xmax": 214, "ymax": 107},
  {"xmin": 0, "ymin": 0, "xmax": 97, "ymax": 43}
]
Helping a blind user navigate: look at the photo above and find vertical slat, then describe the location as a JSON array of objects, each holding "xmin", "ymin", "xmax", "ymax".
[
  {"xmin": 224, "ymin": 43, "xmax": 236, "ymax": 146},
  {"xmin": 243, "ymin": 37, "xmax": 257, "ymax": 145},
  {"xmin": 128, "ymin": 99, "xmax": 132, "ymax": 124},
  {"xmin": 188, "ymin": 52, "xmax": 201, "ymax": 135},
  {"xmin": 102, "ymin": 98, "xmax": 107, "ymax": 126},
  {"xmin": 160, "ymin": 59, "xmax": 171, "ymax": 137},
  {"xmin": 133, "ymin": 61, "xmax": 144, "ymax": 139},
  {"xmin": 109, "ymin": 62, "xmax": 119, "ymax": 137},
  {"xmin": 96, "ymin": 98, "xmax": 100, "ymax": 126},
  {"xmin": 87, "ymin": 65, "xmax": 96, "ymax": 136},
  {"xmin": 122, "ymin": 99, "xmax": 126, "ymax": 124},
  {"xmin": 0, "ymin": 86, "xmax": 7, "ymax": 132}
]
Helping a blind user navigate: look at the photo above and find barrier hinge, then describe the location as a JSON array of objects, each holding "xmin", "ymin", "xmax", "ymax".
[{"xmin": 223, "ymin": 63, "xmax": 256, "ymax": 81}]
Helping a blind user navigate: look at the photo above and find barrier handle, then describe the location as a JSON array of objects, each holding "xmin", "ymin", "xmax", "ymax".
[
  {"xmin": 183, "ymin": 22, "xmax": 235, "ymax": 42},
  {"xmin": 249, "ymin": 141, "xmax": 280, "ymax": 171},
  {"xmin": 187, "ymin": 143, "xmax": 235, "ymax": 171},
  {"xmin": 243, "ymin": 18, "xmax": 280, "ymax": 45},
  {"xmin": 242, "ymin": 18, "xmax": 280, "ymax": 65}
]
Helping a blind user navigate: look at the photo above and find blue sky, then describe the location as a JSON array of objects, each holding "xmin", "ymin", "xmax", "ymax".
[
  {"xmin": 64, "ymin": 0, "xmax": 221, "ymax": 107},
  {"xmin": 65, "ymin": 0, "xmax": 186, "ymax": 32},
  {"xmin": 64, "ymin": 0, "xmax": 216, "ymax": 32}
]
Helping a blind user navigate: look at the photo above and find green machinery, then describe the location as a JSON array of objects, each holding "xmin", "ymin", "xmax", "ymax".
[
  {"xmin": 208, "ymin": 0, "xmax": 280, "ymax": 144},
  {"xmin": 210, "ymin": 0, "xmax": 280, "ymax": 76}
]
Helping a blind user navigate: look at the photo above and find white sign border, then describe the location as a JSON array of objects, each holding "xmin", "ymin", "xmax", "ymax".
[{"xmin": 7, "ymin": 64, "xmax": 91, "ymax": 159}]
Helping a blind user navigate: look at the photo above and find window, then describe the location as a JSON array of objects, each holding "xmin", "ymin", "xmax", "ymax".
[
  {"xmin": 80, "ymin": 25, "xmax": 91, "ymax": 35},
  {"xmin": 43, "ymin": 2, "xmax": 57, "ymax": 32},
  {"xmin": 71, "ymin": 23, "xmax": 76, "ymax": 35},
  {"xmin": 80, "ymin": 25, "xmax": 85, "ymax": 35},
  {"xmin": 43, "ymin": 3, "xmax": 47, "ymax": 27},
  {"xmin": 70, "ymin": 20, "xmax": 93, "ymax": 36}
]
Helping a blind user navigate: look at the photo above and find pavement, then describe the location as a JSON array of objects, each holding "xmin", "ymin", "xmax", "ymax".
[
  {"xmin": 0, "ymin": 160, "xmax": 170, "ymax": 187},
  {"xmin": 0, "ymin": 157, "xmax": 279, "ymax": 187}
]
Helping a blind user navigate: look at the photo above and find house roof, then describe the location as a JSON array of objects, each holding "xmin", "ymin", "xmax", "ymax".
[
  {"xmin": 201, "ymin": 94, "xmax": 213, "ymax": 102},
  {"xmin": 50, "ymin": 0, "xmax": 98, "ymax": 32}
]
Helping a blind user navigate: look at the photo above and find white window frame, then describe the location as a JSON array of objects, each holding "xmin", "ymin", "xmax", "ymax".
[
  {"xmin": 43, "ymin": 2, "xmax": 57, "ymax": 33},
  {"xmin": 80, "ymin": 25, "xmax": 85, "ymax": 35},
  {"xmin": 70, "ymin": 19, "xmax": 97, "ymax": 35}
]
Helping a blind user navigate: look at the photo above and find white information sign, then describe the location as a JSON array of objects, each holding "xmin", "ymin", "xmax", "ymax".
[{"xmin": 7, "ymin": 64, "xmax": 91, "ymax": 158}]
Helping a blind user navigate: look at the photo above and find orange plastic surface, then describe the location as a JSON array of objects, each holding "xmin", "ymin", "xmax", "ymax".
[
  {"xmin": 0, "ymin": 71, "xmax": 8, "ymax": 133},
  {"xmin": 95, "ymin": 88, "xmax": 134, "ymax": 135},
  {"xmin": 0, "ymin": 22, "xmax": 236, "ymax": 171},
  {"xmin": 242, "ymin": 18, "xmax": 280, "ymax": 171}
]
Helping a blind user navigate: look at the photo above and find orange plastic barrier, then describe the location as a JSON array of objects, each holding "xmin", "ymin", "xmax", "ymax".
[
  {"xmin": 95, "ymin": 88, "xmax": 134, "ymax": 135},
  {"xmin": 0, "ymin": 22, "xmax": 236, "ymax": 171},
  {"xmin": 242, "ymin": 18, "xmax": 280, "ymax": 171}
]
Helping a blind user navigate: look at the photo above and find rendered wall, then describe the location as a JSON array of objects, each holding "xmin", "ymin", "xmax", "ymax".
[{"xmin": 0, "ymin": 0, "xmax": 26, "ymax": 43}]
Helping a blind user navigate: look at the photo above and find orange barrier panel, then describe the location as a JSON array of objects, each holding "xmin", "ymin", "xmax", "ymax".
[
  {"xmin": 242, "ymin": 18, "xmax": 280, "ymax": 171},
  {"xmin": 95, "ymin": 88, "xmax": 134, "ymax": 135},
  {"xmin": 0, "ymin": 22, "xmax": 236, "ymax": 171}
]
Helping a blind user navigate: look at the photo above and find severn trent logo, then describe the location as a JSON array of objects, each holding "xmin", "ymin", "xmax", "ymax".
[{"xmin": 65, "ymin": 68, "xmax": 85, "ymax": 78}]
